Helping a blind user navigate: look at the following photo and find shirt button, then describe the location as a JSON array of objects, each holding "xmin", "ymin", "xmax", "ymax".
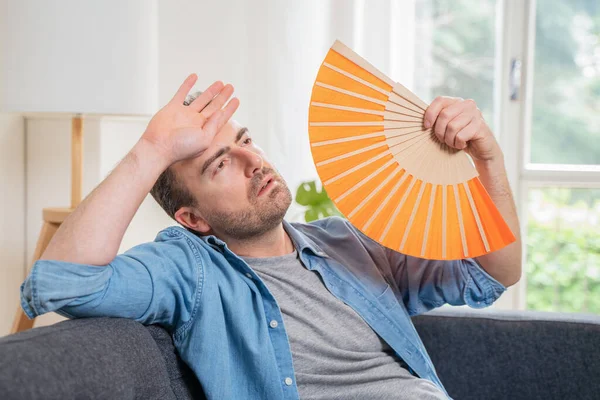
[
  {"xmin": 269, "ymin": 320, "xmax": 278, "ymax": 328},
  {"xmin": 284, "ymin": 377, "xmax": 293, "ymax": 386},
  {"xmin": 245, "ymin": 273, "xmax": 252, "ymax": 279}
]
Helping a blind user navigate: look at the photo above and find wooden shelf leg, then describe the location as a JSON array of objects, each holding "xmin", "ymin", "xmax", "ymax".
[{"xmin": 10, "ymin": 218, "xmax": 61, "ymax": 334}]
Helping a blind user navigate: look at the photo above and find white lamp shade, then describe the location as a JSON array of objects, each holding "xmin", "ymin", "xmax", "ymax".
[{"xmin": 0, "ymin": 0, "xmax": 158, "ymax": 116}]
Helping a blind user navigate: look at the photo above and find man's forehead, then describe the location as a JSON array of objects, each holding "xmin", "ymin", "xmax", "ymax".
[
  {"xmin": 177, "ymin": 119, "xmax": 244, "ymax": 170},
  {"xmin": 212, "ymin": 119, "xmax": 243, "ymax": 143}
]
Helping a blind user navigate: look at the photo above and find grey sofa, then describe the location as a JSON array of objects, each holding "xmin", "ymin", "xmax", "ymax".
[{"xmin": 1, "ymin": 308, "xmax": 599, "ymax": 400}]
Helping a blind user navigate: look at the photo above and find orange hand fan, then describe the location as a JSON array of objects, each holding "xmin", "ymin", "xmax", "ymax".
[{"xmin": 308, "ymin": 40, "xmax": 516, "ymax": 260}]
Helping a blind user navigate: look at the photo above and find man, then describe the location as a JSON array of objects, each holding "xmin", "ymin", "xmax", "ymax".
[{"xmin": 20, "ymin": 73, "xmax": 521, "ymax": 400}]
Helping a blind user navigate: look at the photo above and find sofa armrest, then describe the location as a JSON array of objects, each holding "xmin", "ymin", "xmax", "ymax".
[
  {"xmin": 412, "ymin": 307, "xmax": 600, "ymax": 400},
  {"xmin": 0, "ymin": 318, "xmax": 176, "ymax": 400}
]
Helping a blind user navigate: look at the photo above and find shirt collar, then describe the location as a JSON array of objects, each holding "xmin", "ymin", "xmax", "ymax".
[
  {"xmin": 282, "ymin": 219, "xmax": 329, "ymax": 258},
  {"xmin": 192, "ymin": 220, "xmax": 329, "ymax": 258}
]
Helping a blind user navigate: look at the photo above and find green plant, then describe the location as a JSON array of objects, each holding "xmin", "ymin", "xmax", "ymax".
[{"xmin": 294, "ymin": 180, "xmax": 344, "ymax": 222}]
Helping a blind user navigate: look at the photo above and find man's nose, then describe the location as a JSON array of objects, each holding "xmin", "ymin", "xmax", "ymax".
[{"xmin": 234, "ymin": 147, "xmax": 263, "ymax": 177}]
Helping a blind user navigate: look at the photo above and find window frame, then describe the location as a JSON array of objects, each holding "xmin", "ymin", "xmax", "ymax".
[{"xmin": 496, "ymin": 0, "xmax": 600, "ymax": 310}]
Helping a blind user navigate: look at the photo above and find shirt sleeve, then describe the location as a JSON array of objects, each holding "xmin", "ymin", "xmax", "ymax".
[
  {"xmin": 20, "ymin": 230, "xmax": 202, "ymax": 332},
  {"xmin": 385, "ymin": 248, "xmax": 507, "ymax": 316}
]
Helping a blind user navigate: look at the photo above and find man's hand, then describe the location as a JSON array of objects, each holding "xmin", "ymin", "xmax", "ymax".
[
  {"xmin": 424, "ymin": 96, "xmax": 522, "ymax": 286},
  {"xmin": 141, "ymin": 73, "xmax": 240, "ymax": 165},
  {"xmin": 423, "ymin": 96, "xmax": 500, "ymax": 163}
]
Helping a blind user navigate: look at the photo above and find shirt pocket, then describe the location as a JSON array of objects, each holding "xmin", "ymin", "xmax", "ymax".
[{"xmin": 376, "ymin": 283, "xmax": 402, "ymax": 311}]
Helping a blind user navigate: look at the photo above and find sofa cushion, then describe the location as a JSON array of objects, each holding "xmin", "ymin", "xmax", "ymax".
[
  {"xmin": 145, "ymin": 325, "xmax": 205, "ymax": 399},
  {"xmin": 0, "ymin": 317, "xmax": 175, "ymax": 400}
]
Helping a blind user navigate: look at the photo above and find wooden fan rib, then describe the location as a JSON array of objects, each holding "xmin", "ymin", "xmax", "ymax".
[
  {"xmin": 312, "ymin": 131, "xmax": 385, "ymax": 147},
  {"xmin": 405, "ymin": 144, "xmax": 440, "ymax": 257},
  {"xmin": 379, "ymin": 177, "xmax": 417, "ymax": 242},
  {"xmin": 390, "ymin": 133, "xmax": 431, "ymax": 160},
  {"xmin": 383, "ymin": 121, "xmax": 423, "ymax": 129},
  {"xmin": 421, "ymin": 185, "xmax": 437, "ymax": 257},
  {"xmin": 452, "ymin": 184, "xmax": 469, "ymax": 257},
  {"xmin": 384, "ymin": 107, "xmax": 424, "ymax": 120},
  {"xmin": 311, "ymin": 101, "xmax": 384, "ymax": 117},
  {"xmin": 331, "ymin": 40, "xmax": 396, "ymax": 87},
  {"xmin": 335, "ymin": 158, "xmax": 396, "ymax": 203},
  {"xmin": 315, "ymin": 82, "xmax": 387, "ymax": 106},
  {"xmin": 387, "ymin": 130, "xmax": 431, "ymax": 152},
  {"xmin": 362, "ymin": 171, "xmax": 409, "ymax": 231},
  {"xmin": 388, "ymin": 92, "xmax": 426, "ymax": 114},
  {"xmin": 347, "ymin": 166, "xmax": 402, "ymax": 219},
  {"xmin": 420, "ymin": 145, "xmax": 445, "ymax": 258},
  {"xmin": 442, "ymin": 185, "xmax": 447, "ymax": 259},
  {"xmin": 323, "ymin": 62, "xmax": 390, "ymax": 97},
  {"xmin": 384, "ymin": 127, "xmax": 431, "ymax": 139},
  {"xmin": 390, "ymin": 131, "xmax": 479, "ymax": 186},
  {"xmin": 385, "ymin": 101, "xmax": 424, "ymax": 118},
  {"xmin": 383, "ymin": 111, "xmax": 422, "ymax": 123},
  {"xmin": 316, "ymin": 141, "xmax": 386, "ymax": 167},
  {"xmin": 310, "ymin": 121, "xmax": 383, "ymax": 127},
  {"xmin": 398, "ymin": 144, "xmax": 439, "ymax": 255},
  {"xmin": 310, "ymin": 104, "xmax": 383, "ymax": 123},
  {"xmin": 311, "ymin": 84, "xmax": 385, "ymax": 112},
  {"xmin": 323, "ymin": 151, "xmax": 390, "ymax": 185},
  {"xmin": 391, "ymin": 83, "xmax": 429, "ymax": 111},
  {"xmin": 399, "ymin": 180, "xmax": 427, "ymax": 252},
  {"xmin": 309, "ymin": 124, "xmax": 385, "ymax": 141},
  {"xmin": 392, "ymin": 131, "xmax": 437, "ymax": 166},
  {"xmin": 311, "ymin": 135, "xmax": 384, "ymax": 165},
  {"xmin": 463, "ymin": 181, "xmax": 491, "ymax": 252}
]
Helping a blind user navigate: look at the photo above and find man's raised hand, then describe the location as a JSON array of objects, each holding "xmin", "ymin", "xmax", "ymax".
[{"xmin": 141, "ymin": 73, "xmax": 240, "ymax": 165}]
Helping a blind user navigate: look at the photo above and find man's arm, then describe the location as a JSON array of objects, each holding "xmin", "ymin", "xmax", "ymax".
[
  {"xmin": 472, "ymin": 153, "xmax": 522, "ymax": 287},
  {"xmin": 20, "ymin": 75, "xmax": 239, "ymax": 328},
  {"xmin": 424, "ymin": 96, "xmax": 522, "ymax": 287},
  {"xmin": 40, "ymin": 75, "xmax": 239, "ymax": 265},
  {"xmin": 40, "ymin": 138, "xmax": 169, "ymax": 265}
]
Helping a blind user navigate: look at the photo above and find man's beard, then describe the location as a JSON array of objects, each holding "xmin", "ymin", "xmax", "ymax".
[{"xmin": 206, "ymin": 167, "xmax": 292, "ymax": 240}]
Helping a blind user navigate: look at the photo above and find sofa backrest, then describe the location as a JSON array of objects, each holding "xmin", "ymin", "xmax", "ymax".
[
  {"xmin": 412, "ymin": 308, "xmax": 600, "ymax": 400},
  {"xmin": 0, "ymin": 318, "xmax": 177, "ymax": 400}
]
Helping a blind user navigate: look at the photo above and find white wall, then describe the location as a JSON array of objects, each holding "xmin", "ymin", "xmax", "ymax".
[
  {"xmin": 0, "ymin": 115, "xmax": 25, "ymax": 335},
  {"xmin": 1, "ymin": 0, "xmax": 423, "ymax": 334}
]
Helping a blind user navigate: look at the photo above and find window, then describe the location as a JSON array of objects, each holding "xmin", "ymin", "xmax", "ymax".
[
  {"xmin": 413, "ymin": 0, "xmax": 600, "ymax": 313},
  {"xmin": 414, "ymin": 0, "xmax": 498, "ymax": 125},
  {"xmin": 523, "ymin": 0, "xmax": 600, "ymax": 313}
]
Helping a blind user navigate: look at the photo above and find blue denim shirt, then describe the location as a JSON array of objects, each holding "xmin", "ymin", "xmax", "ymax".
[{"xmin": 20, "ymin": 216, "xmax": 506, "ymax": 400}]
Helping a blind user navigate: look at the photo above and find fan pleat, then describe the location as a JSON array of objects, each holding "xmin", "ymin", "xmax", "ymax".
[
  {"xmin": 319, "ymin": 66, "xmax": 388, "ymax": 100},
  {"xmin": 324, "ymin": 51, "xmax": 392, "ymax": 92},
  {"xmin": 310, "ymin": 125, "xmax": 383, "ymax": 142},
  {"xmin": 312, "ymin": 136, "xmax": 386, "ymax": 163},
  {"xmin": 325, "ymin": 152, "xmax": 392, "ymax": 199},
  {"xmin": 308, "ymin": 40, "xmax": 516, "ymax": 260},
  {"xmin": 312, "ymin": 85, "xmax": 385, "ymax": 111}
]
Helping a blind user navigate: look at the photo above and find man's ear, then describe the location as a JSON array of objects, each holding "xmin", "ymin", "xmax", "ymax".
[{"xmin": 174, "ymin": 207, "xmax": 211, "ymax": 234}]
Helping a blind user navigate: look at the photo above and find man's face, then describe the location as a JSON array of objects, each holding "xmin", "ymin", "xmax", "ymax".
[{"xmin": 172, "ymin": 119, "xmax": 292, "ymax": 240}]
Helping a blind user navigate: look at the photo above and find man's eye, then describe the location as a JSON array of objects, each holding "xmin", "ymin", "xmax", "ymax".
[
  {"xmin": 243, "ymin": 138, "xmax": 252, "ymax": 145},
  {"xmin": 216, "ymin": 160, "xmax": 225, "ymax": 171}
]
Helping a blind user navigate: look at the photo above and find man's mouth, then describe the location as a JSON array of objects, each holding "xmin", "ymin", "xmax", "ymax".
[{"xmin": 257, "ymin": 176, "xmax": 277, "ymax": 197}]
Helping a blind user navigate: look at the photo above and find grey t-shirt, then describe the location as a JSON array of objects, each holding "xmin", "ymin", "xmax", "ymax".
[{"xmin": 241, "ymin": 249, "xmax": 446, "ymax": 400}]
